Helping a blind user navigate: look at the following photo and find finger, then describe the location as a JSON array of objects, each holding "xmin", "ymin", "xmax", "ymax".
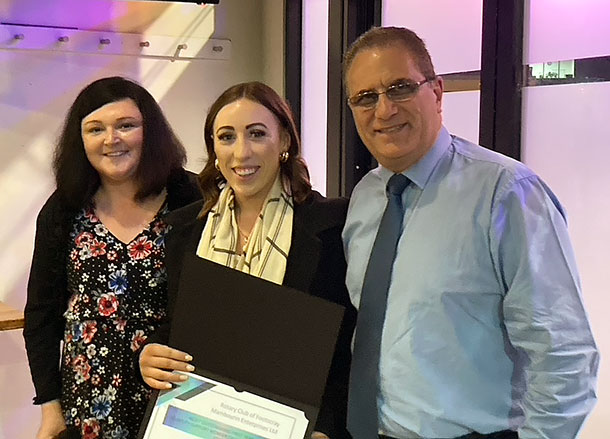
[
  {"xmin": 311, "ymin": 432, "xmax": 330, "ymax": 439},
  {"xmin": 142, "ymin": 366, "xmax": 191, "ymax": 383},
  {"xmin": 143, "ymin": 376, "xmax": 175, "ymax": 390},
  {"xmin": 145, "ymin": 343, "xmax": 192, "ymax": 362},
  {"xmin": 141, "ymin": 355, "xmax": 195, "ymax": 372}
]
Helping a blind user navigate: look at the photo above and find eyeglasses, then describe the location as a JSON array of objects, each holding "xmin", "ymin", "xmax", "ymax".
[{"xmin": 347, "ymin": 78, "xmax": 436, "ymax": 109}]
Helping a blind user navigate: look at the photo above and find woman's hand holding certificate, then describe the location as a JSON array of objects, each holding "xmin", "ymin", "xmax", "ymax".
[{"xmin": 140, "ymin": 343, "xmax": 195, "ymax": 389}]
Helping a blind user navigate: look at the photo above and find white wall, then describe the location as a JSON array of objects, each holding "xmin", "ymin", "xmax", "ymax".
[{"xmin": 0, "ymin": 1, "xmax": 281, "ymax": 437}]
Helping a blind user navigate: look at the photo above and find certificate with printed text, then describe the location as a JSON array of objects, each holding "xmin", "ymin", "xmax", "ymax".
[
  {"xmin": 142, "ymin": 372, "xmax": 309, "ymax": 439},
  {"xmin": 137, "ymin": 255, "xmax": 345, "ymax": 439}
]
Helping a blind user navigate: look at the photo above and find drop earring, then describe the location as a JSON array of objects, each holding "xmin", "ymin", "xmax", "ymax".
[{"xmin": 214, "ymin": 158, "xmax": 220, "ymax": 170}]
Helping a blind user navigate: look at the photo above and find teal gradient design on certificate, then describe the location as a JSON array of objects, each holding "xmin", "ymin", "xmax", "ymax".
[
  {"xmin": 164, "ymin": 405, "xmax": 268, "ymax": 439},
  {"xmin": 157, "ymin": 376, "xmax": 215, "ymax": 407}
]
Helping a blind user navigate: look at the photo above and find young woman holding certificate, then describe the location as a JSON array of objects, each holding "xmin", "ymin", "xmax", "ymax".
[{"xmin": 139, "ymin": 82, "xmax": 356, "ymax": 439}]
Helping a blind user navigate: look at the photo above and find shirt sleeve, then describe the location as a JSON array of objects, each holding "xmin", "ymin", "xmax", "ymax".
[
  {"xmin": 490, "ymin": 174, "xmax": 599, "ymax": 439},
  {"xmin": 23, "ymin": 198, "xmax": 66, "ymax": 405}
]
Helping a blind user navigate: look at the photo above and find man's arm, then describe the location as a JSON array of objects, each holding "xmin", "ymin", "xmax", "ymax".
[{"xmin": 490, "ymin": 174, "xmax": 599, "ymax": 439}]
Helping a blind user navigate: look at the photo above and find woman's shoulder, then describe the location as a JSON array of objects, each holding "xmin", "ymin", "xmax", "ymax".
[
  {"xmin": 36, "ymin": 190, "xmax": 73, "ymax": 225},
  {"xmin": 164, "ymin": 200, "xmax": 206, "ymax": 263},
  {"xmin": 37, "ymin": 189, "xmax": 61, "ymax": 213},
  {"xmin": 166, "ymin": 168, "xmax": 203, "ymax": 210},
  {"xmin": 32, "ymin": 191, "xmax": 72, "ymax": 247},
  {"xmin": 298, "ymin": 190, "xmax": 348, "ymax": 215},
  {"xmin": 294, "ymin": 190, "xmax": 349, "ymax": 231},
  {"xmin": 165, "ymin": 198, "xmax": 205, "ymax": 228}
]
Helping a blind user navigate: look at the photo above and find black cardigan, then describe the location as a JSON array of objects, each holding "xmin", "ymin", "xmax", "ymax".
[
  {"xmin": 23, "ymin": 169, "xmax": 202, "ymax": 405},
  {"xmin": 151, "ymin": 190, "xmax": 356, "ymax": 439}
]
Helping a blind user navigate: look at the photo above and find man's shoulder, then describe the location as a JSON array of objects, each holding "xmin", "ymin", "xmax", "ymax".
[
  {"xmin": 450, "ymin": 135, "xmax": 535, "ymax": 181},
  {"xmin": 344, "ymin": 169, "xmax": 388, "ymax": 234},
  {"xmin": 351, "ymin": 167, "xmax": 384, "ymax": 196},
  {"xmin": 448, "ymin": 135, "xmax": 565, "ymax": 214}
]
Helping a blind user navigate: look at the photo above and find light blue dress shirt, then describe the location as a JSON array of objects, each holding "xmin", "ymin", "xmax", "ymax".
[{"xmin": 343, "ymin": 127, "xmax": 599, "ymax": 439}]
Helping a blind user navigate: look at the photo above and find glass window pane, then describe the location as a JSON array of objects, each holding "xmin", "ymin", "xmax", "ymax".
[
  {"xmin": 442, "ymin": 90, "xmax": 480, "ymax": 142},
  {"xmin": 382, "ymin": 0, "xmax": 483, "ymax": 74},
  {"xmin": 525, "ymin": 0, "xmax": 610, "ymax": 64}
]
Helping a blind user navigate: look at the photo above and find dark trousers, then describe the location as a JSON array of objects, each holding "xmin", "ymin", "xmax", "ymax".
[
  {"xmin": 454, "ymin": 430, "xmax": 517, "ymax": 439},
  {"xmin": 379, "ymin": 430, "xmax": 517, "ymax": 439}
]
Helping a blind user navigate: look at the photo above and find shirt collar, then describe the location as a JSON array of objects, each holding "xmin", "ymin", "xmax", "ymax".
[{"xmin": 373, "ymin": 126, "xmax": 452, "ymax": 189}]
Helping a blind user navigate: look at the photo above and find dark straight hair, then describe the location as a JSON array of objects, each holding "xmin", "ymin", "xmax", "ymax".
[
  {"xmin": 53, "ymin": 76, "xmax": 187, "ymax": 210},
  {"xmin": 198, "ymin": 81, "xmax": 311, "ymax": 217}
]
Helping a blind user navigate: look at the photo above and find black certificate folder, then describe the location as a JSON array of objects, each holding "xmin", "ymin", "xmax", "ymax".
[{"xmin": 168, "ymin": 253, "xmax": 345, "ymax": 435}]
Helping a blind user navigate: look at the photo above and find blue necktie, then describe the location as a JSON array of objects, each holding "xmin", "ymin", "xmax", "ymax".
[{"xmin": 347, "ymin": 173, "xmax": 410, "ymax": 439}]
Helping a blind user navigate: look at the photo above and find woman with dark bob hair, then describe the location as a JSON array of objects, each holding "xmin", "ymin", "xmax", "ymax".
[
  {"xmin": 138, "ymin": 81, "xmax": 356, "ymax": 438},
  {"xmin": 24, "ymin": 76, "xmax": 201, "ymax": 439}
]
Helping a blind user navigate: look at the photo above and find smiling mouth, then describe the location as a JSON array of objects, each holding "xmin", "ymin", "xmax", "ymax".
[
  {"xmin": 233, "ymin": 167, "xmax": 259, "ymax": 177},
  {"xmin": 104, "ymin": 151, "xmax": 129, "ymax": 157},
  {"xmin": 374, "ymin": 123, "xmax": 407, "ymax": 134}
]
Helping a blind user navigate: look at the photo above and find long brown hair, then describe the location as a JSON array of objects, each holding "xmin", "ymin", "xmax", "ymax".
[{"xmin": 198, "ymin": 81, "xmax": 311, "ymax": 217}]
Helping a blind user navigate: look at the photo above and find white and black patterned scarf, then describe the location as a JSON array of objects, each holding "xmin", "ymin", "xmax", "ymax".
[{"xmin": 196, "ymin": 175, "xmax": 293, "ymax": 285}]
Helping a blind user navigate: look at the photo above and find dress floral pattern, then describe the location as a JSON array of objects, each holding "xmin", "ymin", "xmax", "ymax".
[{"xmin": 61, "ymin": 204, "xmax": 170, "ymax": 439}]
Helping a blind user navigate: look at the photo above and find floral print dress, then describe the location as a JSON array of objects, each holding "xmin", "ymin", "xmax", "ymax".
[{"xmin": 61, "ymin": 204, "xmax": 170, "ymax": 439}]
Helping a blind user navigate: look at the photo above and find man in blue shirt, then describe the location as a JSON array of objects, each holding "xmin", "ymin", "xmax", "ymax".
[{"xmin": 342, "ymin": 26, "xmax": 599, "ymax": 439}]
